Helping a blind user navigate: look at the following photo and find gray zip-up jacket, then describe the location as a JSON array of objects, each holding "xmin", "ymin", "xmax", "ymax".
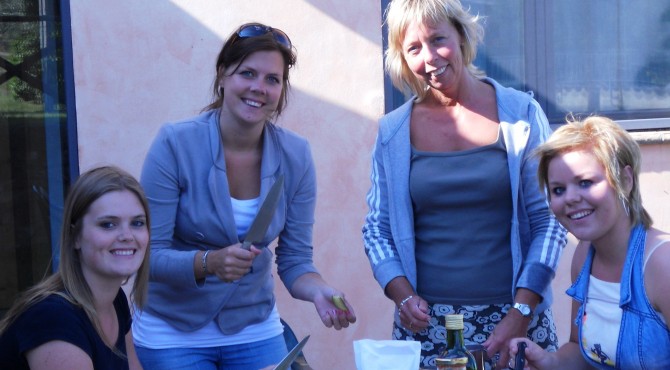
[
  {"xmin": 362, "ymin": 77, "xmax": 567, "ymax": 315},
  {"xmin": 140, "ymin": 109, "xmax": 318, "ymax": 334}
]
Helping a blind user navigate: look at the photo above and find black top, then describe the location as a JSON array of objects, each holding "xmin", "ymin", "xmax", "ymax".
[{"xmin": 0, "ymin": 288, "xmax": 131, "ymax": 370}]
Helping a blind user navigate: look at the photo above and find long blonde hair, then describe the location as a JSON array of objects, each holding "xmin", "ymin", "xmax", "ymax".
[{"xmin": 0, "ymin": 166, "xmax": 151, "ymax": 352}]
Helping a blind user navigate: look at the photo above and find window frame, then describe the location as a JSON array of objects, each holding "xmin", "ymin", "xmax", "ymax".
[
  {"xmin": 57, "ymin": 0, "xmax": 79, "ymax": 270},
  {"xmin": 0, "ymin": 0, "xmax": 78, "ymax": 280},
  {"xmin": 61, "ymin": 0, "xmax": 79, "ymax": 184}
]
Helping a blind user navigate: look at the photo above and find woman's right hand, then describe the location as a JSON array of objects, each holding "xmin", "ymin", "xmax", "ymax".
[
  {"xmin": 398, "ymin": 295, "xmax": 430, "ymax": 333},
  {"xmin": 207, "ymin": 244, "xmax": 261, "ymax": 282},
  {"xmin": 507, "ymin": 338, "xmax": 552, "ymax": 370},
  {"xmin": 386, "ymin": 277, "xmax": 430, "ymax": 333}
]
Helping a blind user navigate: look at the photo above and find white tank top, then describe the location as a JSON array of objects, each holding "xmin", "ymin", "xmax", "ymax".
[
  {"xmin": 581, "ymin": 240, "xmax": 669, "ymax": 366},
  {"xmin": 581, "ymin": 275, "xmax": 620, "ymax": 366},
  {"xmin": 132, "ymin": 196, "xmax": 284, "ymax": 348}
]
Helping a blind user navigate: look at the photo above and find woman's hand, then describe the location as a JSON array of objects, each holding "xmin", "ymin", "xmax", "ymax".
[
  {"xmin": 482, "ymin": 310, "xmax": 531, "ymax": 369},
  {"xmin": 289, "ymin": 273, "xmax": 357, "ymax": 330},
  {"xmin": 207, "ymin": 244, "xmax": 261, "ymax": 282},
  {"xmin": 397, "ymin": 295, "xmax": 430, "ymax": 333},
  {"xmin": 384, "ymin": 277, "xmax": 429, "ymax": 333},
  {"xmin": 313, "ymin": 289, "xmax": 357, "ymax": 330},
  {"xmin": 507, "ymin": 337, "xmax": 554, "ymax": 370}
]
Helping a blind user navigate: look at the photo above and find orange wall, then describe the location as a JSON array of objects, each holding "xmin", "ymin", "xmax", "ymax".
[{"xmin": 71, "ymin": 2, "xmax": 670, "ymax": 368}]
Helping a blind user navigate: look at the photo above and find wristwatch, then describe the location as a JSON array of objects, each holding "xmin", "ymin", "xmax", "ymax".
[{"xmin": 513, "ymin": 302, "xmax": 533, "ymax": 317}]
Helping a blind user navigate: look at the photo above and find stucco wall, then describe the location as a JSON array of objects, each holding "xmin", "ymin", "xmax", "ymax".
[
  {"xmin": 71, "ymin": 1, "xmax": 670, "ymax": 368},
  {"xmin": 72, "ymin": 1, "xmax": 388, "ymax": 368}
]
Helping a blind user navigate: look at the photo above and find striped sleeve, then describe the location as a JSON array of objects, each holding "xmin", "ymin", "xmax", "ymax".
[{"xmin": 362, "ymin": 135, "xmax": 397, "ymax": 267}]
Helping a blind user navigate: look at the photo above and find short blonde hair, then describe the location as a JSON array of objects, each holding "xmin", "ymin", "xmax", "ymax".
[
  {"xmin": 384, "ymin": 0, "xmax": 484, "ymax": 101},
  {"xmin": 535, "ymin": 116, "xmax": 652, "ymax": 228}
]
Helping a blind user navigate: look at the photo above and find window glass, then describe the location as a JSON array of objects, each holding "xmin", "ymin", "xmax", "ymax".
[
  {"xmin": 550, "ymin": 1, "xmax": 670, "ymax": 120},
  {"xmin": 0, "ymin": 0, "xmax": 73, "ymax": 314},
  {"xmin": 467, "ymin": 0, "xmax": 525, "ymax": 91},
  {"xmin": 381, "ymin": 0, "xmax": 670, "ymax": 128},
  {"xmin": 472, "ymin": 0, "xmax": 670, "ymax": 124}
]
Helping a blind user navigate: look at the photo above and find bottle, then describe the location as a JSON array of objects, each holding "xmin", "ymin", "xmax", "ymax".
[
  {"xmin": 438, "ymin": 314, "xmax": 478, "ymax": 370},
  {"xmin": 436, "ymin": 356, "xmax": 468, "ymax": 370}
]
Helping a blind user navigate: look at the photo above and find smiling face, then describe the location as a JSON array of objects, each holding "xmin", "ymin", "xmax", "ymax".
[
  {"xmin": 547, "ymin": 149, "xmax": 632, "ymax": 245},
  {"xmin": 402, "ymin": 19, "xmax": 464, "ymax": 94},
  {"xmin": 219, "ymin": 50, "xmax": 285, "ymax": 128},
  {"xmin": 77, "ymin": 190, "xmax": 148, "ymax": 286}
]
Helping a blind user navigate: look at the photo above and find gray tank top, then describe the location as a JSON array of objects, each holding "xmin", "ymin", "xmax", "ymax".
[{"xmin": 410, "ymin": 129, "xmax": 513, "ymax": 305}]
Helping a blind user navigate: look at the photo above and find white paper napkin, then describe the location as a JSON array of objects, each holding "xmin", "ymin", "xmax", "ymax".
[{"xmin": 353, "ymin": 339, "xmax": 421, "ymax": 370}]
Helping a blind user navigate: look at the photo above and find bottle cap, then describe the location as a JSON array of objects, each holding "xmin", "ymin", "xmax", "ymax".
[{"xmin": 444, "ymin": 314, "xmax": 464, "ymax": 330}]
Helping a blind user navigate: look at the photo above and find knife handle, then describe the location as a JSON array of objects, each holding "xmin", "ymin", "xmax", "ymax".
[
  {"xmin": 241, "ymin": 242, "xmax": 255, "ymax": 273},
  {"xmin": 514, "ymin": 341, "xmax": 527, "ymax": 370}
]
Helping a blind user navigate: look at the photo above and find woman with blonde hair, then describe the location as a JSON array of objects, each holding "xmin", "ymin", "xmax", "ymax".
[
  {"xmin": 0, "ymin": 166, "xmax": 150, "ymax": 370},
  {"xmin": 362, "ymin": 0, "xmax": 566, "ymax": 368},
  {"xmin": 508, "ymin": 116, "xmax": 670, "ymax": 369}
]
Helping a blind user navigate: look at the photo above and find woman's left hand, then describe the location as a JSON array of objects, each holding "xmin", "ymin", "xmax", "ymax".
[
  {"xmin": 483, "ymin": 310, "xmax": 531, "ymax": 369},
  {"xmin": 289, "ymin": 273, "xmax": 357, "ymax": 329},
  {"xmin": 313, "ymin": 290, "xmax": 357, "ymax": 330}
]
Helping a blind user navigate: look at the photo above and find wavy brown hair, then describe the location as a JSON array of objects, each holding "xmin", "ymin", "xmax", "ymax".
[{"xmin": 202, "ymin": 22, "xmax": 297, "ymax": 119}]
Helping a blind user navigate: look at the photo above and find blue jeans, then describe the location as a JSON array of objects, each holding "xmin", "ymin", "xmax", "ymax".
[{"xmin": 135, "ymin": 334, "xmax": 288, "ymax": 370}]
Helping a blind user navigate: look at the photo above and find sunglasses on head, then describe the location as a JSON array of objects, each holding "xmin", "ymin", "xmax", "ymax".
[{"xmin": 234, "ymin": 24, "xmax": 292, "ymax": 49}]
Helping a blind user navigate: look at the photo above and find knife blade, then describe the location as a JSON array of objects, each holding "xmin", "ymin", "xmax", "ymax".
[
  {"xmin": 273, "ymin": 334, "xmax": 310, "ymax": 370},
  {"xmin": 242, "ymin": 174, "xmax": 284, "ymax": 250}
]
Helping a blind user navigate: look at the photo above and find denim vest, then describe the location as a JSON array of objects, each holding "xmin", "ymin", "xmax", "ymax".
[{"xmin": 566, "ymin": 225, "xmax": 670, "ymax": 369}]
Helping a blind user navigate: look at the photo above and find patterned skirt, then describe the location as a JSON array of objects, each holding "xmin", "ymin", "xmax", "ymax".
[{"xmin": 392, "ymin": 303, "xmax": 558, "ymax": 370}]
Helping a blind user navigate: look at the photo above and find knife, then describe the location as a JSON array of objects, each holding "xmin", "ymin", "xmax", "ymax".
[
  {"xmin": 242, "ymin": 174, "xmax": 284, "ymax": 250},
  {"xmin": 514, "ymin": 341, "xmax": 527, "ymax": 370},
  {"xmin": 273, "ymin": 335, "xmax": 310, "ymax": 370}
]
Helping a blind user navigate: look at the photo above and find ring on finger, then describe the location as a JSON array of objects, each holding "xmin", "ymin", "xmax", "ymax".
[{"xmin": 508, "ymin": 358, "xmax": 514, "ymax": 368}]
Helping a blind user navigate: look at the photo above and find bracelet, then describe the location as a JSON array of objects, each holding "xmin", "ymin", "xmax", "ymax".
[
  {"xmin": 201, "ymin": 250, "xmax": 210, "ymax": 274},
  {"xmin": 398, "ymin": 295, "xmax": 414, "ymax": 311}
]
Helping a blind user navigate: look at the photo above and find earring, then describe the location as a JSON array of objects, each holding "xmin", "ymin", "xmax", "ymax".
[
  {"xmin": 218, "ymin": 86, "xmax": 224, "ymax": 96},
  {"xmin": 620, "ymin": 196, "xmax": 630, "ymax": 217}
]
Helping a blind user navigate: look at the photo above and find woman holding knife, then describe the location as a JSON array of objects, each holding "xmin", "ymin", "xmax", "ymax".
[{"xmin": 133, "ymin": 22, "xmax": 356, "ymax": 370}]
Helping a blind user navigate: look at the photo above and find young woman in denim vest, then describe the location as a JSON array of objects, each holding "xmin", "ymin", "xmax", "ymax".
[{"xmin": 508, "ymin": 116, "xmax": 670, "ymax": 369}]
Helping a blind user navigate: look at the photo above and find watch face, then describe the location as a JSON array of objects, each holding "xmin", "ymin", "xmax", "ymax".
[{"xmin": 515, "ymin": 303, "xmax": 531, "ymax": 316}]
